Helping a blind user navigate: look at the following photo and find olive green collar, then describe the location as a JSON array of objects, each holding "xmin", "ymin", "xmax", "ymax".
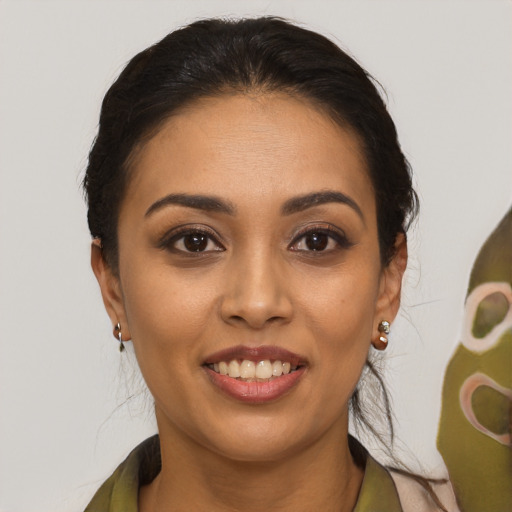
[
  {"xmin": 353, "ymin": 451, "xmax": 403, "ymax": 512},
  {"xmin": 85, "ymin": 435, "xmax": 402, "ymax": 511}
]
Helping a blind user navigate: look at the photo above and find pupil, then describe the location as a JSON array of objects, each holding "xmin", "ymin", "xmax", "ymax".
[
  {"xmin": 184, "ymin": 234, "xmax": 208, "ymax": 252},
  {"xmin": 306, "ymin": 232, "xmax": 328, "ymax": 251}
]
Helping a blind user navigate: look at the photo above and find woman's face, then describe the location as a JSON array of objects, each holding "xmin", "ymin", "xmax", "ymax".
[{"xmin": 94, "ymin": 93, "xmax": 405, "ymax": 462}]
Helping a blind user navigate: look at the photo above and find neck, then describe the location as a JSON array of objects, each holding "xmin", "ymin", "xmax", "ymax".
[{"xmin": 139, "ymin": 414, "xmax": 364, "ymax": 512}]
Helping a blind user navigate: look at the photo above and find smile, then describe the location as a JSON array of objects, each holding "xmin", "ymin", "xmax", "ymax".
[
  {"xmin": 203, "ymin": 345, "xmax": 307, "ymax": 403},
  {"xmin": 206, "ymin": 359, "xmax": 298, "ymax": 381}
]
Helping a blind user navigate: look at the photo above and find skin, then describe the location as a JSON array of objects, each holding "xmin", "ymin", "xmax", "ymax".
[{"xmin": 92, "ymin": 93, "xmax": 407, "ymax": 512}]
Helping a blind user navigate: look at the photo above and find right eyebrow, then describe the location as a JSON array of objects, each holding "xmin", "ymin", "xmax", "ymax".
[
  {"xmin": 281, "ymin": 190, "xmax": 364, "ymax": 222},
  {"xmin": 145, "ymin": 193, "xmax": 236, "ymax": 218}
]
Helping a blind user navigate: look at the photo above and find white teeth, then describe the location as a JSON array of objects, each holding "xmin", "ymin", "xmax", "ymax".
[
  {"xmin": 272, "ymin": 360, "xmax": 283, "ymax": 376},
  {"xmin": 211, "ymin": 359, "xmax": 299, "ymax": 380},
  {"xmin": 256, "ymin": 360, "xmax": 273, "ymax": 379},
  {"xmin": 240, "ymin": 360, "xmax": 256, "ymax": 379},
  {"xmin": 219, "ymin": 361, "xmax": 229, "ymax": 375},
  {"xmin": 228, "ymin": 360, "xmax": 241, "ymax": 378}
]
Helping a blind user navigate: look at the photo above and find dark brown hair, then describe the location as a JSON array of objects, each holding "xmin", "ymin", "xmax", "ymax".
[
  {"xmin": 83, "ymin": 17, "xmax": 417, "ymax": 272},
  {"xmin": 83, "ymin": 17, "xmax": 447, "ymax": 510}
]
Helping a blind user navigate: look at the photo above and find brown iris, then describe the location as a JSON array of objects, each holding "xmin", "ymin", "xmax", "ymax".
[
  {"xmin": 184, "ymin": 233, "xmax": 209, "ymax": 252},
  {"xmin": 305, "ymin": 232, "xmax": 329, "ymax": 251}
]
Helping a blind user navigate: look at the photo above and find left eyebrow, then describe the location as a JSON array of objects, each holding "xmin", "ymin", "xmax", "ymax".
[
  {"xmin": 281, "ymin": 190, "xmax": 364, "ymax": 222},
  {"xmin": 145, "ymin": 193, "xmax": 236, "ymax": 217}
]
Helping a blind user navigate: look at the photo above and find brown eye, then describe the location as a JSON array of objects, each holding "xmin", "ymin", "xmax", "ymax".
[
  {"xmin": 184, "ymin": 233, "xmax": 209, "ymax": 252},
  {"xmin": 289, "ymin": 226, "xmax": 352, "ymax": 253},
  {"xmin": 162, "ymin": 227, "xmax": 225, "ymax": 254},
  {"xmin": 305, "ymin": 232, "xmax": 329, "ymax": 251}
]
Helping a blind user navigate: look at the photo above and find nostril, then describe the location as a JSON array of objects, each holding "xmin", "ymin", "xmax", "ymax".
[
  {"xmin": 221, "ymin": 284, "xmax": 294, "ymax": 329},
  {"xmin": 227, "ymin": 313, "xmax": 288, "ymax": 329}
]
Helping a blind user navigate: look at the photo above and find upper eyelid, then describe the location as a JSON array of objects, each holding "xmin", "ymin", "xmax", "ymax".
[
  {"xmin": 157, "ymin": 222, "xmax": 349, "ymax": 249},
  {"xmin": 288, "ymin": 224, "xmax": 352, "ymax": 250},
  {"xmin": 159, "ymin": 224, "xmax": 225, "ymax": 249},
  {"xmin": 290, "ymin": 223, "xmax": 347, "ymax": 240}
]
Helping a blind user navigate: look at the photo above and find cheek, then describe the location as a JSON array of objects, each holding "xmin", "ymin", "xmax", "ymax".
[
  {"xmin": 299, "ymin": 258, "xmax": 380, "ymax": 334},
  {"xmin": 119, "ymin": 267, "xmax": 223, "ymax": 421},
  {"xmin": 297, "ymin": 258, "xmax": 380, "ymax": 382},
  {"xmin": 120, "ymin": 261, "xmax": 220, "ymax": 368}
]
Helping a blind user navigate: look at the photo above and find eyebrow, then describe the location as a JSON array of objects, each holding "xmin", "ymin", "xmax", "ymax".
[
  {"xmin": 145, "ymin": 193, "xmax": 236, "ymax": 217},
  {"xmin": 281, "ymin": 190, "xmax": 364, "ymax": 221},
  {"xmin": 145, "ymin": 190, "xmax": 364, "ymax": 221}
]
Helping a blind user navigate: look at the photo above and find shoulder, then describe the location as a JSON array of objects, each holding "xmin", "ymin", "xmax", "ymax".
[
  {"xmin": 390, "ymin": 470, "xmax": 461, "ymax": 512},
  {"xmin": 350, "ymin": 436, "xmax": 460, "ymax": 512},
  {"xmin": 84, "ymin": 435, "xmax": 161, "ymax": 512}
]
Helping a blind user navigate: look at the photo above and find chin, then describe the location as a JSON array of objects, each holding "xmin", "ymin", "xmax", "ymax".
[
  {"xmin": 212, "ymin": 433, "xmax": 305, "ymax": 464},
  {"xmin": 195, "ymin": 413, "xmax": 324, "ymax": 464}
]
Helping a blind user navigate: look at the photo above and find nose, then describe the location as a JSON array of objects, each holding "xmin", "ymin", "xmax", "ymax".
[{"xmin": 220, "ymin": 250, "xmax": 293, "ymax": 330}]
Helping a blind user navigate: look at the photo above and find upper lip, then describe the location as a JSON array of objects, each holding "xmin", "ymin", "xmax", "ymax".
[{"xmin": 203, "ymin": 345, "xmax": 307, "ymax": 366}]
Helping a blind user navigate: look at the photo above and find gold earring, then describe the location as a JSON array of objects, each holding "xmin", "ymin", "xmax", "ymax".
[
  {"xmin": 114, "ymin": 322, "xmax": 125, "ymax": 352},
  {"xmin": 373, "ymin": 320, "xmax": 390, "ymax": 350}
]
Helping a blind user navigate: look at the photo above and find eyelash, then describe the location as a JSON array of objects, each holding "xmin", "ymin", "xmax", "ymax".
[
  {"xmin": 159, "ymin": 225, "xmax": 225, "ymax": 255},
  {"xmin": 159, "ymin": 224, "xmax": 352, "ymax": 255},
  {"xmin": 288, "ymin": 225, "xmax": 353, "ymax": 253}
]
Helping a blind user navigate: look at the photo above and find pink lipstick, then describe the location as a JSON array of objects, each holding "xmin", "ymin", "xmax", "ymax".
[{"xmin": 203, "ymin": 345, "xmax": 307, "ymax": 404}]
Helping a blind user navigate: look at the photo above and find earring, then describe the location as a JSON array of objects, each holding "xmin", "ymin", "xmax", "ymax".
[
  {"xmin": 114, "ymin": 322, "xmax": 125, "ymax": 352},
  {"xmin": 379, "ymin": 320, "xmax": 390, "ymax": 335},
  {"xmin": 373, "ymin": 320, "xmax": 390, "ymax": 350}
]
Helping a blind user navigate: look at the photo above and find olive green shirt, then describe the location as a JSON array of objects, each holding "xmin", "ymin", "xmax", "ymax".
[{"xmin": 84, "ymin": 435, "xmax": 404, "ymax": 511}]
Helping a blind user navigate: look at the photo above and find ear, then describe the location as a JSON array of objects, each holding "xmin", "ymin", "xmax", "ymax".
[
  {"xmin": 373, "ymin": 233, "xmax": 408, "ymax": 335},
  {"xmin": 90, "ymin": 240, "xmax": 131, "ymax": 341}
]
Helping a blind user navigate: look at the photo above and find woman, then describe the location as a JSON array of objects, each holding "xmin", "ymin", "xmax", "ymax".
[{"xmin": 83, "ymin": 17, "xmax": 455, "ymax": 511}]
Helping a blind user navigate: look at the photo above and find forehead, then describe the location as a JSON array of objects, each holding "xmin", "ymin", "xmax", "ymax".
[{"xmin": 125, "ymin": 93, "xmax": 375, "ymax": 217}]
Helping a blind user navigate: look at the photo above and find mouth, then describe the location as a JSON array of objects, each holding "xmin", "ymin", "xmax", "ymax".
[
  {"xmin": 203, "ymin": 345, "xmax": 307, "ymax": 403},
  {"xmin": 205, "ymin": 359, "xmax": 300, "ymax": 382}
]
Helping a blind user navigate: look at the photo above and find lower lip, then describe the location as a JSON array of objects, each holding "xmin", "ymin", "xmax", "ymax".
[{"xmin": 204, "ymin": 367, "xmax": 306, "ymax": 404}]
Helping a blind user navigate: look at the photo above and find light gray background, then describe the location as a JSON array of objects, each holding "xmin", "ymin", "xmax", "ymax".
[{"xmin": 0, "ymin": 1, "xmax": 511, "ymax": 510}]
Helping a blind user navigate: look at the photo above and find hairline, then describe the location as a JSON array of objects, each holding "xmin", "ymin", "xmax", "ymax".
[{"xmin": 108, "ymin": 87, "xmax": 380, "ymax": 274}]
